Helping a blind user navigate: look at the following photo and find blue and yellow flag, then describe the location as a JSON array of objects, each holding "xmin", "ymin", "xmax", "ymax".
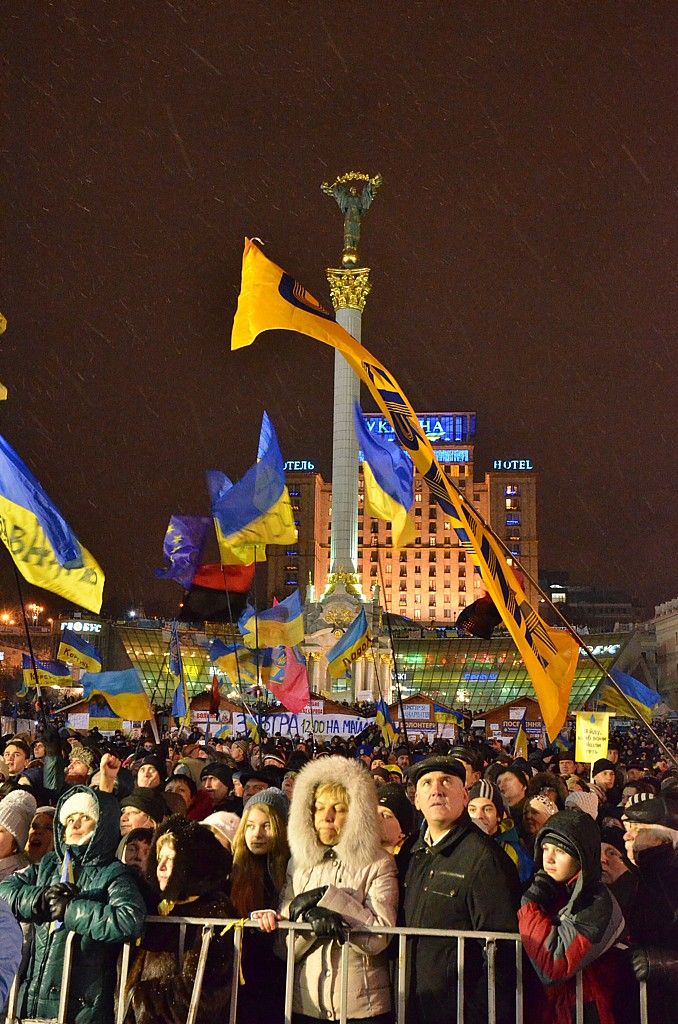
[
  {"xmin": 205, "ymin": 638, "xmax": 259, "ymax": 687},
  {"xmin": 156, "ymin": 515, "xmax": 210, "ymax": 589},
  {"xmin": 169, "ymin": 621, "xmax": 190, "ymax": 725},
  {"xmin": 599, "ymin": 669, "xmax": 662, "ymax": 723},
  {"xmin": 210, "ymin": 412, "xmax": 297, "ymax": 565},
  {"xmin": 259, "ymin": 646, "xmax": 287, "ymax": 689},
  {"xmin": 433, "ymin": 703, "xmax": 464, "ymax": 725},
  {"xmin": 326, "ymin": 608, "xmax": 370, "ymax": 679},
  {"xmin": 22, "ymin": 654, "xmax": 71, "ymax": 688},
  {"xmin": 82, "ymin": 668, "xmax": 153, "ymax": 721},
  {"xmin": 0, "ymin": 434, "xmax": 104, "ymax": 613},
  {"xmin": 57, "ymin": 628, "xmax": 102, "ymax": 674},
  {"xmin": 375, "ymin": 697, "xmax": 398, "ymax": 746},
  {"xmin": 512, "ymin": 710, "xmax": 529, "ymax": 760},
  {"xmin": 231, "ymin": 239, "xmax": 578, "ymax": 740},
  {"xmin": 354, "ymin": 402, "xmax": 415, "ymax": 548},
  {"xmin": 239, "ymin": 589, "xmax": 305, "ymax": 650},
  {"xmin": 87, "ymin": 700, "xmax": 124, "ymax": 732}
]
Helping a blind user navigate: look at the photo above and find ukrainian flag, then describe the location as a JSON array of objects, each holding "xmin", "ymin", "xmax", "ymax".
[
  {"xmin": 239, "ymin": 589, "xmax": 305, "ymax": 650},
  {"xmin": 82, "ymin": 668, "xmax": 154, "ymax": 721},
  {"xmin": 354, "ymin": 403, "xmax": 415, "ymax": 548},
  {"xmin": 58, "ymin": 628, "xmax": 102, "ymax": 674},
  {"xmin": 205, "ymin": 638, "xmax": 258, "ymax": 686},
  {"xmin": 327, "ymin": 608, "xmax": 370, "ymax": 680},
  {"xmin": 375, "ymin": 697, "xmax": 398, "ymax": 746},
  {"xmin": 599, "ymin": 669, "xmax": 662, "ymax": 723},
  {"xmin": 88, "ymin": 700, "xmax": 123, "ymax": 732},
  {"xmin": 169, "ymin": 622, "xmax": 190, "ymax": 725},
  {"xmin": 0, "ymin": 433, "xmax": 104, "ymax": 613},
  {"xmin": 210, "ymin": 412, "xmax": 297, "ymax": 565},
  {"xmin": 22, "ymin": 654, "xmax": 72, "ymax": 688},
  {"xmin": 230, "ymin": 239, "xmax": 578, "ymax": 741}
]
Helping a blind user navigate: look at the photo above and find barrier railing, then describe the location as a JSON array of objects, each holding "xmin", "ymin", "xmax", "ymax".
[{"xmin": 5, "ymin": 916, "xmax": 648, "ymax": 1024}]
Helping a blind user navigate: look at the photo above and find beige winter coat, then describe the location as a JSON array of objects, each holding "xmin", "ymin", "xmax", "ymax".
[{"xmin": 278, "ymin": 757, "xmax": 398, "ymax": 1020}]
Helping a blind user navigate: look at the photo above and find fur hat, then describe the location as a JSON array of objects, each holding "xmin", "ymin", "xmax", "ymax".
[
  {"xmin": 148, "ymin": 815, "xmax": 233, "ymax": 904},
  {"xmin": 68, "ymin": 743, "xmax": 95, "ymax": 772},
  {"xmin": 58, "ymin": 789, "xmax": 99, "ymax": 827},
  {"xmin": 407, "ymin": 756, "xmax": 466, "ymax": 789},
  {"xmin": 0, "ymin": 790, "xmax": 37, "ymax": 850},
  {"xmin": 243, "ymin": 786, "xmax": 288, "ymax": 822},
  {"xmin": 468, "ymin": 779, "xmax": 504, "ymax": 819}
]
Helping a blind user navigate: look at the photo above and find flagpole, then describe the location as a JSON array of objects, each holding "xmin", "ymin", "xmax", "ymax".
[
  {"xmin": 220, "ymin": 563, "xmax": 262, "ymax": 740},
  {"xmin": 12, "ymin": 564, "xmax": 48, "ymax": 728},
  {"xmin": 496, "ymin": 558, "xmax": 678, "ymax": 767},
  {"xmin": 377, "ymin": 557, "xmax": 411, "ymax": 760},
  {"xmin": 369, "ymin": 644, "xmax": 395, "ymax": 752}
]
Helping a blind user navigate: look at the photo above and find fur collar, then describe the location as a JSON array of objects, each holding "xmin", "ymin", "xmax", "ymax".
[{"xmin": 288, "ymin": 756, "xmax": 382, "ymax": 872}]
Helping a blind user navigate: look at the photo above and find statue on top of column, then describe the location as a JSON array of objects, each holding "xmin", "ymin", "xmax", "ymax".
[{"xmin": 321, "ymin": 172, "xmax": 382, "ymax": 267}]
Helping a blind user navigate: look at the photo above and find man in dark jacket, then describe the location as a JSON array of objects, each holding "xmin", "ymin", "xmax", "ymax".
[
  {"xmin": 402, "ymin": 756, "xmax": 520, "ymax": 1024},
  {"xmin": 0, "ymin": 784, "xmax": 146, "ymax": 1024}
]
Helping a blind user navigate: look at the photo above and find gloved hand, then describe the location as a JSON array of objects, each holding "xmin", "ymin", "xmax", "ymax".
[
  {"xmin": 630, "ymin": 946, "xmax": 678, "ymax": 983},
  {"xmin": 31, "ymin": 887, "xmax": 54, "ymax": 923},
  {"xmin": 304, "ymin": 906, "xmax": 347, "ymax": 944},
  {"xmin": 523, "ymin": 870, "xmax": 562, "ymax": 907},
  {"xmin": 288, "ymin": 886, "xmax": 328, "ymax": 921},
  {"xmin": 45, "ymin": 883, "xmax": 78, "ymax": 922}
]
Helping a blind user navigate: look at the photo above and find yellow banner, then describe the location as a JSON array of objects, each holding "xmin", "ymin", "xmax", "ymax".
[
  {"xmin": 575, "ymin": 711, "xmax": 610, "ymax": 764},
  {"xmin": 231, "ymin": 240, "xmax": 578, "ymax": 739}
]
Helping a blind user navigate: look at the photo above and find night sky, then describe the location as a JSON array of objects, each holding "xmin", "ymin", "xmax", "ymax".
[{"xmin": 1, "ymin": 2, "xmax": 676, "ymax": 618}]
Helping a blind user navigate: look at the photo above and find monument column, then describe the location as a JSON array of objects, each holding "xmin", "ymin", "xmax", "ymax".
[{"xmin": 322, "ymin": 172, "xmax": 382, "ymax": 583}]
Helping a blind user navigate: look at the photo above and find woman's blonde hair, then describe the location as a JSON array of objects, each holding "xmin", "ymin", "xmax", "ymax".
[
  {"xmin": 314, "ymin": 783, "xmax": 349, "ymax": 806},
  {"xmin": 230, "ymin": 802, "xmax": 290, "ymax": 917}
]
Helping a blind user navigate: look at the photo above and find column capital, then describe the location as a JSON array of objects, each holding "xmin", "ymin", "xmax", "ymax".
[{"xmin": 326, "ymin": 267, "xmax": 371, "ymax": 312}]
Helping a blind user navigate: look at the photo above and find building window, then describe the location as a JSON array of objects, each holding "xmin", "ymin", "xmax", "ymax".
[
  {"xmin": 370, "ymin": 567, "xmax": 377, "ymax": 577},
  {"xmin": 444, "ymin": 521, "xmax": 451, "ymax": 531},
  {"xmin": 414, "ymin": 609, "xmax": 421, "ymax": 620},
  {"xmin": 444, "ymin": 593, "xmax": 450, "ymax": 603},
  {"xmin": 510, "ymin": 545, "xmax": 521, "ymax": 557},
  {"xmin": 414, "ymin": 566, "xmax": 421, "ymax": 575},
  {"xmin": 459, "ymin": 568, "xmax": 465, "ymax": 578},
  {"xmin": 505, "ymin": 498, "xmax": 520, "ymax": 510},
  {"xmin": 415, "ymin": 551, "xmax": 422, "ymax": 559},
  {"xmin": 459, "ymin": 582, "xmax": 466, "ymax": 592},
  {"xmin": 505, "ymin": 485, "xmax": 520, "ymax": 496},
  {"xmin": 371, "ymin": 537, "xmax": 378, "ymax": 547},
  {"xmin": 400, "ymin": 568, "xmax": 408, "ymax": 577},
  {"xmin": 444, "ymin": 550, "xmax": 451, "ymax": 560},
  {"xmin": 415, "ymin": 493, "xmax": 422, "ymax": 503},
  {"xmin": 414, "ymin": 594, "xmax": 421, "ymax": 604},
  {"xmin": 399, "ymin": 583, "xmax": 407, "ymax": 592},
  {"xmin": 458, "ymin": 597, "xmax": 466, "ymax": 607},
  {"xmin": 429, "ymin": 537, "xmax": 435, "ymax": 547},
  {"xmin": 443, "ymin": 609, "xmax": 451, "ymax": 619},
  {"xmin": 459, "ymin": 552, "xmax": 466, "ymax": 563},
  {"xmin": 385, "ymin": 564, "xmax": 392, "ymax": 574},
  {"xmin": 415, "ymin": 508, "xmax": 422, "ymax": 517},
  {"xmin": 400, "ymin": 552, "xmax": 407, "ymax": 562}
]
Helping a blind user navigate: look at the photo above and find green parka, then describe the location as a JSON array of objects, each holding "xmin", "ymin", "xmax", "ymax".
[{"xmin": 0, "ymin": 785, "xmax": 145, "ymax": 1024}]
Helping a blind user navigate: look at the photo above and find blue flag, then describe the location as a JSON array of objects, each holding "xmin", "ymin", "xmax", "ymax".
[
  {"xmin": 0, "ymin": 433, "xmax": 104, "ymax": 612},
  {"xmin": 211, "ymin": 412, "xmax": 297, "ymax": 565},
  {"xmin": 327, "ymin": 608, "xmax": 370, "ymax": 680},
  {"xmin": 239, "ymin": 589, "xmax": 305, "ymax": 650},
  {"xmin": 599, "ymin": 669, "xmax": 662, "ymax": 722},
  {"xmin": 156, "ymin": 515, "xmax": 210, "ymax": 589},
  {"xmin": 354, "ymin": 403, "xmax": 415, "ymax": 548},
  {"xmin": 169, "ymin": 621, "xmax": 189, "ymax": 723}
]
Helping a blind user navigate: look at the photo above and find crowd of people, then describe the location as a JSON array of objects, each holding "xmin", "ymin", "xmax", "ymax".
[{"xmin": 0, "ymin": 718, "xmax": 675, "ymax": 1023}]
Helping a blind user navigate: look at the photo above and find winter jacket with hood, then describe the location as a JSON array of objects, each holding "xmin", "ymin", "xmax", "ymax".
[
  {"xmin": 278, "ymin": 756, "xmax": 398, "ymax": 1020},
  {"xmin": 519, "ymin": 809, "xmax": 628, "ymax": 1024},
  {"xmin": 124, "ymin": 815, "xmax": 235, "ymax": 1024},
  {"xmin": 0, "ymin": 784, "xmax": 146, "ymax": 1024}
]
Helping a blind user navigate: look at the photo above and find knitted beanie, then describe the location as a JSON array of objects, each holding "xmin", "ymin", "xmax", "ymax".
[
  {"xmin": 243, "ymin": 786, "xmax": 289, "ymax": 823},
  {"xmin": 528, "ymin": 794, "xmax": 559, "ymax": 819},
  {"xmin": 120, "ymin": 787, "xmax": 166, "ymax": 824},
  {"xmin": 592, "ymin": 758, "xmax": 616, "ymax": 777},
  {"xmin": 377, "ymin": 783, "xmax": 415, "ymax": 835},
  {"xmin": 468, "ymin": 779, "xmax": 504, "ymax": 819},
  {"xmin": 564, "ymin": 791, "xmax": 599, "ymax": 820},
  {"xmin": 202, "ymin": 810, "xmax": 241, "ymax": 844},
  {"xmin": 59, "ymin": 789, "xmax": 99, "ymax": 827},
  {"xmin": 200, "ymin": 761, "xmax": 233, "ymax": 789},
  {"xmin": 0, "ymin": 790, "xmax": 38, "ymax": 850}
]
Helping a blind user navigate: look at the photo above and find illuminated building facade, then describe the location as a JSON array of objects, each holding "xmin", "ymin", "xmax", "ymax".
[{"xmin": 266, "ymin": 413, "xmax": 539, "ymax": 622}]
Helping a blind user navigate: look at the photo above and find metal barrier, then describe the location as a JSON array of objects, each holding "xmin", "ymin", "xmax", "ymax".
[{"xmin": 4, "ymin": 916, "xmax": 648, "ymax": 1024}]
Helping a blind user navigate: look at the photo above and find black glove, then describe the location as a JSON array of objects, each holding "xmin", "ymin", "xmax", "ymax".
[
  {"xmin": 523, "ymin": 870, "xmax": 562, "ymax": 907},
  {"xmin": 630, "ymin": 946, "xmax": 678, "ymax": 983},
  {"xmin": 45, "ymin": 883, "xmax": 78, "ymax": 922},
  {"xmin": 288, "ymin": 886, "xmax": 328, "ymax": 922},
  {"xmin": 304, "ymin": 906, "xmax": 347, "ymax": 944},
  {"xmin": 31, "ymin": 887, "xmax": 54, "ymax": 923}
]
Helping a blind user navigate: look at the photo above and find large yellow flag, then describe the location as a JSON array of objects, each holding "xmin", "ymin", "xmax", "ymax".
[{"xmin": 232, "ymin": 239, "xmax": 578, "ymax": 739}]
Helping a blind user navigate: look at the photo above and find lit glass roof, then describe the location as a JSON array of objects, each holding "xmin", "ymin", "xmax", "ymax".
[
  {"xmin": 115, "ymin": 621, "xmax": 629, "ymax": 713},
  {"xmin": 390, "ymin": 631, "xmax": 629, "ymax": 711}
]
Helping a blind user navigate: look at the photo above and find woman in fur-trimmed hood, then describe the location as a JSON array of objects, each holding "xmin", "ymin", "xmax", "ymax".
[{"xmin": 275, "ymin": 755, "xmax": 398, "ymax": 1022}]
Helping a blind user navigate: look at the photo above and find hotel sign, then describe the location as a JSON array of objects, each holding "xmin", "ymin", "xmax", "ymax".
[{"xmin": 492, "ymin": 459, "xmax": 534, "ymax": 471}]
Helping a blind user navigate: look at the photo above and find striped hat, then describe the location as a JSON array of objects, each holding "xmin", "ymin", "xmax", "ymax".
[{"xmin": 467, "ymin": 779, "xmax": 503, "ymax": 818}]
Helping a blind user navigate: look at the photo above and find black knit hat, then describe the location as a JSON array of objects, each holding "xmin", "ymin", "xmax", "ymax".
[
  {"xmin": 377, "ymin": 784, "xmax": 415, "ymax": 835},
  {"xmin": 592, "ymin": 758, "xmax": 616, "ymax": 777},
  {"xmin": 468, "ymin": 779, "xmax": 504, "ymax": 819},
  {"xmin": 407, "ymin": 756, "xmax": 466, "ymax": 788},
  {"xmin": 600, "ymin": 827, "xmax": 625, "ymax": 855},
  {"xmin": 137, "ymin": 754, "xmax": 167, "ymax": 784},
  {"xmin": 120, "ymin": 787, "xmax": 166, "ymax": 824},
  {"xmin": 200, "ymin": 761, "xmax": 233, "ymax": 789}
]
